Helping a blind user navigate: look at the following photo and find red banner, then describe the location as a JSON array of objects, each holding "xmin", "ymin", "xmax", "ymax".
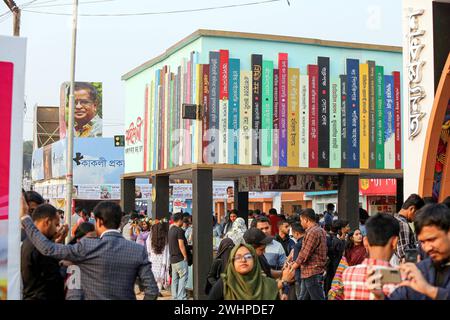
[
  {"xmin": 359, "ymin": 178, "xmax": 397, "ymax": 196},
  {"xmin": 0, "ymin": 62, "xmax": 14, "ymax": 220}
]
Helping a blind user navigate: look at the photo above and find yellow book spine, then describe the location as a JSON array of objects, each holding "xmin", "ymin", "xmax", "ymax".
[
  {"xmin": 195, "ymin": 64, "xmax": 202, "ymax": 164},
  {"xmin": 287, "ymin": 68, "xmax": 300, "ymax": 167},
  {"xmin": 359, "ymin": 63, "xmax": 369, "ymax": 169}
]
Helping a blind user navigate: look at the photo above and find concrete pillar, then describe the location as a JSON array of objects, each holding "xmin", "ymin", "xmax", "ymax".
[
  {"xmin": 120, "ymin": 178, "xmax": 135, "ymax": 214},
  {"xmin": 396, "ymin": 178, "xmax": 404, "ymax": 213},
  {"xmin": 151, "ymin": 175, "xmax": 169, "ymax": 220},
  {"xmin": 192, "ymin": 169, "xmax": 213, "ymax": 300},
  {"xmin": 234, "ymin": 180, "xmax": 249, "ymax": 225},
  {"xmin": 338, "ymin": 174, "xmax": 360, "ymax": 230}
]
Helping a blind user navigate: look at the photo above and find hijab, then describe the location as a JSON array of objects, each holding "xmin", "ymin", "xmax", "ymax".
[
  {"xmin": 216, "ymin": 238, "xmax": 235, "ymax": 274},
  {"xmin": 221, "ymin": 244, "xmax": 278, "ymax": 300},
  {"xmin": 225, "ymin": 217, "xmax": 247, "ymax": 245}
]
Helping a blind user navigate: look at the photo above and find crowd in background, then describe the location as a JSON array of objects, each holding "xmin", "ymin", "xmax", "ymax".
[{"xmin": 19, "ymin": 189, "xmax": 450, "ymax": 300}]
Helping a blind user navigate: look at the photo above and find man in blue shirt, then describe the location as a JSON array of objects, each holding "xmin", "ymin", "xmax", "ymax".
[
  {"xmin": 368, "ymin": 203, "xmax": 450, "ymax": 300},
  {"xmin": 323, "ymin": 203, "xmax": 335, "ymax": 228},
  {"xmin": 255, "ymin": 216, "xmax": 286, "ymax": 270}
]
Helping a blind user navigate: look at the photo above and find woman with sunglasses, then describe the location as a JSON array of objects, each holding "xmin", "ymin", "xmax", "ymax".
[{"xmin": 208, "ymin": 244, "xmax": 281, "ymax": 300}]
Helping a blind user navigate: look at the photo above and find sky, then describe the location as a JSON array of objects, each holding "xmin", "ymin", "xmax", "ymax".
[{"xmin": 0, "ymin": 0, "xmax": 402, "ymax": 141}]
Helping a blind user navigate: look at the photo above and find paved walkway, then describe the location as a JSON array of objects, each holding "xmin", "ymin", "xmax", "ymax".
[{"xmin": 135, "ymin": 287, "xmax": 193, "ymax": 300}]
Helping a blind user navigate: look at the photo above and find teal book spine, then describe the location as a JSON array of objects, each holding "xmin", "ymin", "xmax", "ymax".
[
  {"xmin": 228, "ymin": 58, "xmax": 240, "ymax": 164},
  {"xmin": 375, "ymin": 66, "xmax": 385, "ymax": 169},
  {"xmin": 330, "ymin": 77, "xmax": 341, "ymax": 168},
  {"xmin": 261, "ymin": 60, "xmax": 274, "ymax": 166}
]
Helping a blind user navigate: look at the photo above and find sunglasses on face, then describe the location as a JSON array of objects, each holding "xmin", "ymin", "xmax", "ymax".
[{"xmin": 233, "ymin": 253, "xmax": 253, "ymax": 262}]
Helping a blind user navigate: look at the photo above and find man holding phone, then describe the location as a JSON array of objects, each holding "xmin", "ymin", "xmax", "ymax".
[
  {"xmin": 392, "ymin": 194, "xmax": 425, "ymax": 265},
  {"xmin": 368, "ymin": 203, "xmax": 450, "ymax": 300},
  {"xmin": 342, "ymin": 213, "xmax": 400, "ymax": 300}
]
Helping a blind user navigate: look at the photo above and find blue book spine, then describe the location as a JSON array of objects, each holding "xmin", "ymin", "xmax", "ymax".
[
  {"xmin": 346, "ymin": 59, "xmax": 360, "ymax": 168},
  {"xmin": 228, "ymin": 58, "xmax": 240, "ymax": 164},
  {"xmin": 384, "ymin": 75, "xmax": 395, "ymax": 169}
]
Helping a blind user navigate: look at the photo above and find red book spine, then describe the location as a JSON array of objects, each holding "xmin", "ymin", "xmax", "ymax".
[
  {"xmin": 219, "ymin": 50, "xmax": 229, "ymax": 99},
  {"xmin": 308, "ymin": 65, "xmax": 319, "ymax": 168},
  {"xmin": 143, "ymin": 85, "xmax": 149, "ymax": 172},
  {"xmin": 202, "ymin": 65, "xmax": 210, "ymax": 163},
  {"xmin": 393, "ymin": 71, "xmax": 401, "ymax": 169}
]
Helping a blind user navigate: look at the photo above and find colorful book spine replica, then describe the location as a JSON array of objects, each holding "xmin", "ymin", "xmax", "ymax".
[
  {"xmin": 278, "ymin": 53, "xmax": 288, "ymax": 167},
  {"xmin": 228, "ymin": 58, "xmax": 240, "ymax": 164},
  {"xmin": 201, "ymin": 65, "xmax": 210, "ymax": 163},
  {"xmin": 261, "ymin": 60, "xmax": 273, "ymax": 166},
  {"xmin": 219, "ymin": 50, "xmax": 229, "ymax": 164},
  {"xmin": 239, "ymin": 70, "xmax": 253, "ymax": 164},
  {"xmin": 368, "ymin": 60, "xmax": 376, "ymax": 169},
  {"xmin": 308, "ymin": 64, "xmax": 319, "ymax": 168},
  {"xmin": 393, "ymin": 71, "xmax": 402, "ymax": 169},
  {"xmin": 287, "ymin": 68, "xmax": 299, "ymax": 167},
  {"xmin": 144, "ymin": 85, "xmax": 149, "ymax": 172},
  {"xmin": 168, "ymin": 74, "xmax": 174, "ymax": 168},
  {"xmin": 272, "ymin": 69, "xmax": 280, "ymax": 166},
  {"xmin": 340, "ymin": 75, "xmax": 347, "ymax": 168},
  {"xmin": 346, "ymin": 59, "xmax": 360, "ymax": 168},
  {"xmin": 175, "ymin": 66, "xmax": 182, "ymax": 167},
  {"xmin": 141, "ymin": 50, "xmax": 403, "ymax": 172},
  {"xmin": 209, "ymin": 51, "xmax": 220, "ymax": 164},
  {"xmin": 148, "ymin": 79, "xmax": 154, "ymax": 171},
  {"xmin": 299, "ymin": 74, "xmax": 309, "ymax": 168},
  {"xmin": 192, "ymin": 51, "xmax": 200, "ymax": 164},
  {"xmin": 178, "ymin": 59, "xmax": 185, "ymax": 166},
  {"xmin": 384, "ymin": 73, "xmax": 395, "ymax": 169},
  {"xmin": 330, "ymin": 77, "xmax": 341, "ymax": 168},
  {"xmin": 194, "ymin": 64, "xmax": 202, "ymax": 164},
  {"xmin": 153, "ymin": 69, "xmax": 160, "ymax": 171},
  {"xmin": 318, "ymin": 57, "xmax": 330, "ymax": 168},
  {"xmin": 185, "ymin": 60, "xmax": 191, "ymax": 165},
  {"xmin": 252, "ymin": 54, "xmax": 263, "ymax": 165},
  {"xmin": 359, "ymin": 63, "xmax": 369, "ymax": 169},
  {"xmin": 375, "ymin": 66, "xmax": 385, "ymax": 169}
]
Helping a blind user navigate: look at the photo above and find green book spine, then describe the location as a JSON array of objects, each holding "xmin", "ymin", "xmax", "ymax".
[
  {"xmin": 368, "ymin": 61, "xmax": 376, "ymax": 169},
  {"xmin": 330, "ymin": 77, "xmax": 341, "ymax": 168},
  {"xmin": 168, "ymin": 75, "xmax": 174, "ymax": 168},
  {"xmin": 261, "ymin": 60, "xmax": 274, "ymax": 166},
  {"xmin": 375, "ymin": 66, "xmax": 385, "ymax": 169}
]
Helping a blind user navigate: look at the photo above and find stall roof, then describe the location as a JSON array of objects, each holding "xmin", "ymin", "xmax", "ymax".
[
  {"xmin": 122, "ymin": 164, "xmax": 403, "ymax": 181},
  {"xmin": 121, "ymin": 29, "xmax": 402, "ymax": 81}
]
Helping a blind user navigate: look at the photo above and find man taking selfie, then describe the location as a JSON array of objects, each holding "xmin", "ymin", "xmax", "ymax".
[
  {"xmin": 342, "ymin": 213, "xmax": 400, "ymax": 300},
  {"xmin": 368, "ymin": 203, "xmax": 450, "ymax": 300}
]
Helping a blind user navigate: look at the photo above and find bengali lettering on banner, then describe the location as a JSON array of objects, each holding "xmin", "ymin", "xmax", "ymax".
[{"xmin": 0, "ymin": 35, "xmax": 26, "ymax": 300}]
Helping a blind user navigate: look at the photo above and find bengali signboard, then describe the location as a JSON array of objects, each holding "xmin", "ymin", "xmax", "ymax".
[{"xmin": 0, "ymin": 35, "xmax": 26, "ymax": 300}]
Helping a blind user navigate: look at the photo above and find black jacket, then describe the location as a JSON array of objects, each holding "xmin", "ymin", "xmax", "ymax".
[{"xmin": 21, "ymin": 238, "xmax": 65, "ymax": 300}]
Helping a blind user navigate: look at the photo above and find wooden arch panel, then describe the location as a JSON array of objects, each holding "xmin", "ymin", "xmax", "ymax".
[{"xmin": 419, "ymin": 53, "xmax": 450, "ymax": 201}]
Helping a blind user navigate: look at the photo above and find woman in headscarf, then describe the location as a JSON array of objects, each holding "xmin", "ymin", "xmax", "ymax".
[
  {"xmin": 208, "ymin": 243, "xmax": 279, "ymax": 300},
  {"xmin": 225, "ymin": 217, "xmax": 247, "ymax": 245},
  {"xmin": 205, "ymin": 238, "xmax": 235, "ymax": 295}
]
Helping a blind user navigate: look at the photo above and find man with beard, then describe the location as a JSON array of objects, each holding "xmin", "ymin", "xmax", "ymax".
[{"xmin": 368, "ymin": 203, "xmax": 450, "ymax": 300}]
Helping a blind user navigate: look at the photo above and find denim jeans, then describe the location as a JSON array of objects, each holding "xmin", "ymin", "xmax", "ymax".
[
  {"xmin": 299, "ymin": 274, "xmax": 325, "ymax": 300},
  {"xmin": 171, "ymin": 260, "xmax": 188, "ymax": 300}
]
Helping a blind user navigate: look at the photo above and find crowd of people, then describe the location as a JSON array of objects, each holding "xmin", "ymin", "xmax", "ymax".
[{"xmin": 19, "ymin": 189, "xmax": 450, "ymax": 300}]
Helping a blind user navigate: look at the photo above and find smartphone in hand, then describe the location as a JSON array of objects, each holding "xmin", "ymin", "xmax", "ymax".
[
  {"xmin": 374, "ymin": 266, "xmax": 402, "ymax": 284},
  {"xmin": 404, "ymin": 248, "xmax": 419, "ymax": 263}
]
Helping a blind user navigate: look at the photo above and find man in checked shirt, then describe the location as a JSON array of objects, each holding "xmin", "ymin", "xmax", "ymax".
[
  {"xmin": 291, "ymin": 208, "xmax": 327, "ymax": 300},
  {"xmin": 342, "ymin": 213, "xmax": 400, "ymax": 300},
  {"xmin": 391, "ymin": 194, "xmax": 425, "ymax": 266}
]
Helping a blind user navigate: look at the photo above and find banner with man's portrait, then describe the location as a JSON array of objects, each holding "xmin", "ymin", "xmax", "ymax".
[{"xmin": 59, "ymin": 82, "xmax": 103, "ymax": 138}]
